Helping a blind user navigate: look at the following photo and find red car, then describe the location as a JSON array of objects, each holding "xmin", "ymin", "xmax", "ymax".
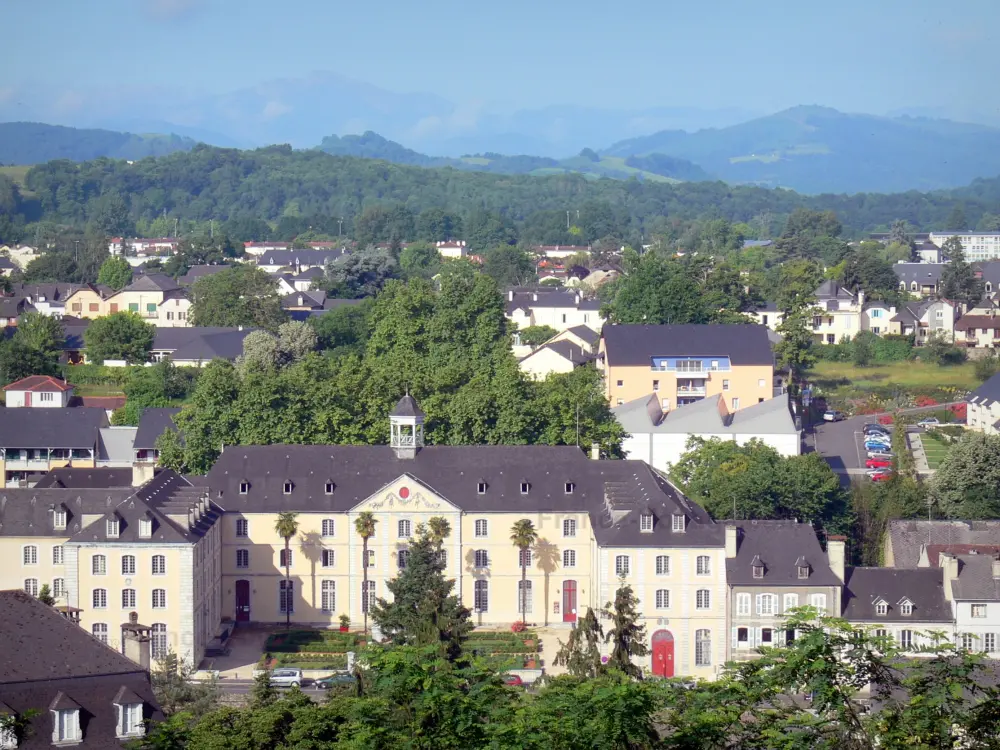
[
  {"xmin": 869, "ymin": 470, "xmax": 893, "ymax": 482},
  {"xmin": 865, "ymin": 457, "xmax": 892, "ymax": 469},
  {"xmin": 503, "ymin": 674, "xmax": 524, "ymax": 686}
]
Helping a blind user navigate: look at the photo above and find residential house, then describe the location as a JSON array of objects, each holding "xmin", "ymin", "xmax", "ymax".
[
  {"xmin": 883, "ymin": 519, "xmax": 1000, "ymax": 568},
  {"xmin": 177, "ymin": 264, "xmax": 231, "ymax": 286},
  {"xmin": 748, "ymin": 302, "xmax": 785, "ymax": 332},
  {"xmin": 915, "ymin": 241, "xmax": 943, "ymax": 263},
  {"xmin": 889, "ymin": 299, "xmax": 956, "ymax": 342},
  {"xmin": 928, "ymin": 231, "xmax": 1000, "ymax": 262},
  {"xmin": 0, "ymin": 589, "xmax": 164, "ymax": 747},
  {"xmin": 9, "ymin": 283, "xmax": 82, "ymax": 317},
  {"xmin": 726, "ymin": 522, "xmax": 844, "ymax": 660},
  {"xmin": 254, "ymin": 249, "xmax": 349, "ymax": 274},
  {"xmin": 5, "ymin": 245, "xmax": 44, "ymax": 270},
  {"xmin": 103, "ymin": 274, "xmax": 182, "ymax": 322},
  {"xmin": 811, "ymin": 281, "xmax": 863, "ymax": 344},
  {"xmin": 3, "ymin": 375, "xmax": 75, "ymax": 407},
  {"xmin": 579, "ymin": 267, "xmax": 620, "ymax": 292},
  {"xmin": 149, "ymin": 327, "xmax": 255, "ymax": 367},
  {"xmin": 436, "ymin": 240, "xmax": 468, "ymax": 259},
  {"xmin": 64, "ymin": 283, "xmax": 113, "ymax": 319},
  {"xmin": 938, "ymin": 551, "xmax": 1000, "ymax": 656},
  {"xmin": 505, "ymin": 287, "xmax": 604, "ymax": 333},
  {"xmin": 614, "ymin": 392, "xmax": 800, "ymax": 474},
  {"xmin": 282, "ymin": 290, "xmax": 328, "ymax": 312},
  {"xmin": 291, "ymin": 267, "xmax": 325, "ymax": 291},
  {"xmin": 0, "ymin": 297, "xmax": 34, "ymax": 327},
  {"xmin": 954, "ymin": 301, "xmax": 1000, "ymax": 348},
  {"xmin": 861, "ymin": 301, "xmax": 895, "ymax": 335},
  {"xmin": 33, "ymin": 467, "xmax": 135, "ymax": 489},
  {"xmin": 286, "ymin": 298, "xmax": 364, "ymax": 323},
  {"xmin": 133, "ymin": 408, "xmax": 181, "ymax": 485},
  {"xmin": 157, "ymin": 290, "xmax": 192, "ymax": 327},
  {"xmin": 0, "ymin": 408, "xmax": 108, "ymax": 486},
  {"xmin": 243, "ymin": 241, "xmax": 291, "ymax": 256},
  {"xmin": 841, "ymin": 567, "xmax": 954, "ymax": 653},
  {"xmin": 598, "ymin": 324, "xmax": 775, "ymax": 410},
  {"xmin": 893, "ymin": 263, "xmax": 944, "ymax": 297},
  {"xmin": 533, "ymin": 245, "xmax": 591, "ymax": 260},
  {"xmin": 0, "ymin": 256, "xmax": 14, "ymax": 277},
  {"xmin": 519, "ymin": 337, "xmax": 595, "ymax": 380},
  {"xmin": 966, "ymin": 372, "xmax": 1000, "ymax": 434},
  {"xmin": 109, "ymin": 237, "xmax": 181, "ymax": 256}
]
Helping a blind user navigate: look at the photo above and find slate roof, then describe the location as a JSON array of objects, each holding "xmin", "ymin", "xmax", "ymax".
[
  {"xmin": 256, "ymin": 249, "xmax": 349, "ymax": 267},
  {"xmin": 949, "ymin": 553, "xmax": 1000, "ymax": 601},
  {"xmin": 505, "ymin": 287, "xmax": 602, "ymax": 313},
  {"xmin": 974, "ymin": 260, "xmax": 1000, "ymax": 287},
  {"xmin": 118, "ymin": 273, "xmax": 179, "ymax": 293},
  {"xmin": 33, "ymin": 467, "xmax": 134, "ymax": 489},
  {"xmin": 178, "ymin": 264, "xmax": 231, "ymax": 285},
  {"xmin": 887, "ymin": 519, "xmax": 1000, "ymax": 568},
  {"xmin": 151, "ymin": 327, "xmax": 254, "ymax": 362},
  {"xmin": 922, "ymin": 544, "xmax": 1000, "ymax": 566},
  {"xmin": 814, "ymin": 280, "xmax": 855, "ymax": 301},
  {"xmin": 0, "ymin": 297, "xmax": 33, "ymax": 319},
  {"xmin": 0, "ymin": 488, "xmax": 134, "ymax": 537},
  {"xmin": 892, "ymin": 263, "xmax": 945, "ymax": 286},
  {"xmin": 204, "ymin": 444, "xmax": 724, "ymax": 549},
  {"xmin": 955, "ymin": 314, "xmax": 1000, "ymax": 331},
  {"xmin": 0, "ymin": 590, "xmax": 163, "ymax": 748},
  {"xmin": 97, "ymin": 427, "xmax": 137, "ymax": 465},
  {"xmin": 521, "ymin": 340, "xmax": 594, "ymax": 367},
  {"xmin": 562, "ymin": 325, "xmax": 600, "ymax": 346},
  {"xmin": 726, "ymin": 520, "xmax": 841, "ymax": 586},
  {"xmin": 295, "ymin": 266, "xmax": 326, "ymax": 279},
  {"xmin": 755, "ymin": 301, "xmax": 779, "ymax": 313},
  {"xmin": 391, "ymin": 395, "xmax": 424, "ymax": 418},
  {"xmin": 967, "ymin": 372, "xmax": 1000, "ymax": 408},
  {"xmin": 9, "ymin": 282, "xmax": 82, "ymax": 302},
  {"xmin": 282, "ymin": 290, "xmax": 327, "ymax": 309},
  {"xmin": 134, "ymin": 408, "xmax": 181, "ymax": 450},
  {"xmin": 0, "ymin": 407, "xmax": 108, "ymax": 449},
  {"xmin": 601, "ymin": 324, "xmax": 774, "ymax": 366},
  {"xmin": 890, "ymin": 299, "xmax": 934, "ymax": 325},
  {"xmin": 613, "ymin": 393, "xmax": 796, "ymax": 435},
  {"xmin": 2, "ymin": 375, "xmax": 73, "ymax": 392},
  {"xmin": 0, "ymin": 256, "xmax": 14, "ymax": 270},
  {"xmin": 842, "ymin": 567, "xmax": 952, "ymax": 622}
]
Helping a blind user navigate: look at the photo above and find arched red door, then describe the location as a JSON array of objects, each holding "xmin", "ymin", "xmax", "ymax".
[
  {"xmin": 651, "ymin": 630, "xmax": 674, "ymax": 677},
  {"xmin": 562, "ymin": 580, "xmax": 577, "ymax": 623}
]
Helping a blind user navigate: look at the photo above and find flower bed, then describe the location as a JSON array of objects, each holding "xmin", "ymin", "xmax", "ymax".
[
  {"xmin": 265, "ymin": 629, "xmax": 365, "ymax": 654},
  {"xmin": 276, "ymin": 653, "xmax": 348, "ymax": 670}
]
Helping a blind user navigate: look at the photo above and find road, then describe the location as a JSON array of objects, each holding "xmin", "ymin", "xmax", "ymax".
[{"xmin": 213, "ymin": 678, "xmax": 332, "ymax": 696}]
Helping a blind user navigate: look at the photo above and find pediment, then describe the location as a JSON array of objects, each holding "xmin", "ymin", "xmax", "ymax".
[{"xmin": 350, "ymin": 474, "xmax": 459, "ymax": 513}]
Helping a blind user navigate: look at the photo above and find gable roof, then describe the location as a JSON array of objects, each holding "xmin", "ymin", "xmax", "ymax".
[
  {"xmin": 955, "ymin": 314, "xmax": 1000, "ymax": 331},
  {"xmin": 134, "ymin": 408, "xmax": 181, "ymax": 451},
  {"xmin": 726, "ymin": 520, "xmax": 840, "ymax": 587},
  {"xmin": 887, "ymin": 519, "xmax": 1000, "ymax": 568},
  {"xmin": 613, "ymin": 392, "xmax": 795, "ymax": 436},
  {"xmin": 0, "ymin": 487, "xmax": 134, "ymax": 537},
  {"xmin": 949, "ymin": 553, "xmax": 1000, "ymax": 601},
  {"xmin": 151, "ymin": 327, "xmax": 255, "ymax": 362},
  {"xmin": 281, "ymin": 290, "xmax": 327, "ymax": 309},
  {"xmin": 505, "ymin": 287, "xmax": 602, "ymax": 313},
  {"xmin": 968, "ymin": 372, "xmax": 1000, "ymax": 407},
  {"xmin": 521, "ymin": 340, "xmax": 594, "ymax": 367},
  {"xmin": 842, "ymin": 567, "xmax": 952, "ymax": 622},
  {"xmin": 0, "ymin": 407, "xmax": 108, "ymax": 449},
  {"xmin": 2, "ymin": 375, "xmax": 74, "ymax": 393},
  {"xmin": 33, "ymin": 467, "xmax": 134, "ymax": 489},
  {"xmin": 256, "ymin": 248, "xmax": 349, "ymax": 266},
  {"xmin": 814, "ymin": 280, "xmax": 856, "ymax": 301},
  {"xmin": 892, "ymin": 263, "xmax": 945, "ymax": 285},
  {"xmin": 601, "ymin": 324, "xmax": 774, "ymax": 366},
  {"xmin": 118, "ymin": 273, "xmax": 179, "ymax": 293},
  {"xmin": 178, "ymin": 264, "xmax": 231, "ymax": 285}
]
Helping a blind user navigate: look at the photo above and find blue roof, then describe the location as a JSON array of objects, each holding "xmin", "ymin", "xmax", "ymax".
[{"xmin": 742, "ymin": 240, "xmax": 774, "ymax": 248}]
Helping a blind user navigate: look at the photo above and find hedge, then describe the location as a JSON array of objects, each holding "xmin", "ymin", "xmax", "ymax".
[{"xmin": 61, "ymin": 364, "xmax": 138, "ymax": 386}]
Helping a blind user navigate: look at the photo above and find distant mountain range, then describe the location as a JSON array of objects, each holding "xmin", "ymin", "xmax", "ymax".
[{"xmin": 0, "ymin": 122, "xmax": 197, "ymax": 165}]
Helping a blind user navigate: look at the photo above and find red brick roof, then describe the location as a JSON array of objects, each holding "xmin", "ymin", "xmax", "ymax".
[
  {"xmin": 924, "ymin": 544, "xmax": 1000, "ymax": 567},
  {"xmin": 2, "ymin": 375, "xmax": 74, "ymax": 392}
]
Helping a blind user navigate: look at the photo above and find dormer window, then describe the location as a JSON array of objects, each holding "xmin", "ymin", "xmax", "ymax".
[
  {"xmin": 49, "ymin": 693, "xmax": 81, "ymax": 744},
  {"xmin": 671, "ymin": 514, "xmax": 685, "ymax": 532},
  {"xmin": 283, "ymin": 481, "xmax": 293, "ymax": 495},
  {"xmin": 798, "ymin": 565, "xmax": 809, "ymax": 579},
  {"xmin": 114, "ymin": 687, "xmax": 145, "ymax": 739},
  {"xmin": 106, "ymin": 517, "xmax": 120, "ymax": 539},
  {"xmin": 875, "ymin": 600, "xmax": 888, "ymax": 616},
  {"xmin": 53, "ymin": 508, "xmax": 67, "ymax": 530},
  {"xmin": 752, "ymin": 564, "xmax": 764, "ymax": 579},
  {"xmin": 239, "ymin": 481, "xmax": 250, "ymax": 495},
  {"xmin": 139, "ymin": 518, "xmax": 152, "ymax": 539},
  {"xmin": 564, "ymin": 482, "xmax": 574, "ymax": 494},
  {"xmin": 640, "ymin": 513, "xmax": 654, "ymax": 533},
  {"xmin": 324, "ymin": 482, "xmax": 335, "ymax": 495},
  {"xmin": 477, "ymin": 481, "xmax": 487, "ymax": 494},
  {"xmin": 520, "ymin": 482, "xmax": 530, "ymax": 495},
  {"xmin": 899, "ymin": 599, "xmax": 913, "ymax": 616}
]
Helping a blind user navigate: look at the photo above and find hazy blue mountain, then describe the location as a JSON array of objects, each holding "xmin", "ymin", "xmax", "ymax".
[
  {"xmin": 317, "ymin": 132, "xmax": 448, "ymax": 166},
  {"xmin": 0, "ymin": 122, "xmax": 198, "ymax": 165},
  {"xmin": 602, "ymin": 105, "xmax": 1000, "ymax": 194}
]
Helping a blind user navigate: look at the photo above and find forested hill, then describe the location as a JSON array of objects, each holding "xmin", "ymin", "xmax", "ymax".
[
  {"xmin": 0, "ymin": 122, "xmax": 198, "ymax": 165},
  {"xmin": 6, "ymin": 143, "xmax": 1000, "ymax": 243}
]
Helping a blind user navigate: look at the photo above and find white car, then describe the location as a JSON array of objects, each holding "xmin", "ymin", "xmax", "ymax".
[
  {"xmin": 917, "ymin": 417, "xmax": 941, "ymax": 428},
  {"xmin": 269, "ymin": 668, "xmax": 303, "ymax": 688}
]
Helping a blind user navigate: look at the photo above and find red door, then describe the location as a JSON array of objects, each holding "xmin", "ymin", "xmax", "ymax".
[
  {"xmin": 652, "ymin": 630, "xmax": 674, "ymax": 677},
  {"xmin": 24, "ymin": 392, "xmax": 31, "ymax": 407},
  {"xmin": 235, "ymin": 580, "xmax": 250, "ymax": 622},
  {"xmin": 562, "ymin": 580, "xmax": 577, "ymax": 623}
]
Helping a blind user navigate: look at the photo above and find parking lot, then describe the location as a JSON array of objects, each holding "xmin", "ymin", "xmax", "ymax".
[{"xmin": 811, "ymin": 415, "xmax": 886, "ymax": 476}]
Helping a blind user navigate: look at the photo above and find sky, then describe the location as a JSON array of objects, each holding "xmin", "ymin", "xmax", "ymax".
[{"xmin": 2, "ymin": 0, "xmax": 998, "ymax": 117}]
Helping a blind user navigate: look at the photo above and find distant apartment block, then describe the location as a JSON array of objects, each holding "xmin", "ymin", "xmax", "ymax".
[{"xmin": 928, "ymin": 232, "xmax": 1000, "ymax": 262}]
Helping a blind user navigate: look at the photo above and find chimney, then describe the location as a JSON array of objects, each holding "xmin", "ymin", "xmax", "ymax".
[
  {"xmin": 532, "ymin": 292, "xmax": 538, "ymax": 302},
  {"xmin": 940, "ymin": 553, "xmax": 959, "ymax": 601},
  {"xmin": 725, "ymin": 525, "xmax": 738, "ymax": 558},
  {"xmin": 508, "ymin": 290, "xmax": 514, "ymax": 302},
  {"xmin": 858, "ymin": 289, "xmax": 866, "ymax": 308},
  {"xmin": 826, "ymin": 535, "xmax": 846, "ymax": 583},
  {"xmin": 993, "ymin": 554, "xmax": 1000, "ymax": 580},
  {"xmin": 590, "ymin": 443, "xmax": 600, "ymax": 460},
  {"xmin": 121, "ymin": 612, "xmax": 151, "ymax": 671}
]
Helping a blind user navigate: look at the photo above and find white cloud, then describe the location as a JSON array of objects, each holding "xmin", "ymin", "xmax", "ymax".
[{"xmin": 262, "ymin": 100, "xmax": 291, "ymax": 120}]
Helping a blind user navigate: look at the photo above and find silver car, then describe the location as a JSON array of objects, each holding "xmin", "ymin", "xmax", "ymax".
[{"xmin": 269, "ymin": 668, "xmax": 303, "ymax": 688}]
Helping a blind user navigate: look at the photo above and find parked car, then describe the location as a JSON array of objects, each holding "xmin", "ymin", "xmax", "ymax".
[
  {"xmin": 503, "ymin": 674, "xmax": 524, "ymax": 687},
  {"xmin": 863, "ymin": 424, "xmax": 890, "ymax": 436},
  {"xmin": 823, "ymin": 410, "xmax": 846, "ymax": 422},
  {"xmin": 865, "ymin": 457, "xmax": 892, "ymax": 469},
  {"xmin": 917, "ymin": 417, "xmax": 941, "ymax": 428},
  {"xmin": 269, "ymin": 668, "xmax": 303, "ymax": 688},
  {"xmin": 864, "ymin": 440, "xmax": 892, "ymax": 451},
  {"xmin": 314, "ymin": 672, "xmax": 354, "ymax": 689},
  {"xmin": 868, "ymin": 469, "xmax": 893, "ymax": 482},
  {"xmin": 867, "ymin": 451, "xmax": 893, "ymax": 460}
]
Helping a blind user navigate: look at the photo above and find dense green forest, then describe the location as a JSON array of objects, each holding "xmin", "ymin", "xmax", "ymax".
[
  {"xmin": 0, "ymin": 122, "xmax": 197, "ymax": 166},
  {"xmin": 3, "ymin": 142, "xmax": 1000, "ymax": 248}
]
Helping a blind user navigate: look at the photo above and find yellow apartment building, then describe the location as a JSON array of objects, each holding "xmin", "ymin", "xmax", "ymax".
[
  {"xmin": 598, "ymin": 324, "xmax": 775, "ymax": 412},
  {"xmin": 0, "ymin": 407, "xmax": 107, "ymax": 486}
]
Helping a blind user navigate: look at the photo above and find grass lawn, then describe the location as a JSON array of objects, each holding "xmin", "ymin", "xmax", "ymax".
[
  {"xmin": 807, "ymin": 360, "xmax": 979, "ymax": 407},
  {"xmin": 919, "ymin": 430, "xmax": 953, "ymax": 470},
  {"xmin": 71, "ymin": 383, "xmax": 126, "ymax": 397}
]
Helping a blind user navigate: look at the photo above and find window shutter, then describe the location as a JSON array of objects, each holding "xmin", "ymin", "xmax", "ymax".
[
  {"xmin": 732, "ymin": 627, "xmax": 739, "ymax": 651},
  {"xmin": 755, "ymin": 595, "xmax": 762, "ymax": 615}
]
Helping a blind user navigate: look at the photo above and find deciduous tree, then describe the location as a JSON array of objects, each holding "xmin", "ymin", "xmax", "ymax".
[
  {"xmin": 96, "ymin": 254, "xmax": 133, "ymax": 290},
  {"xmin": 190, "ymin": 265, "xmax": 284, "ymax": 329},
  {"xmin": 83, "ymin": 311, "xmax": 154, "ymax": 364}
]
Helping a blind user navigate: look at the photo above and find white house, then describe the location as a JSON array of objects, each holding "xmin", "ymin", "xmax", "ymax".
[
  {"xmin": 967, "ymin": 372, "xmax": 1000, "ymax": 434},
  {"xmin": 518, "ymin": 327, "xmax": 599, "ymax": 380},
  {"xmin": 2, "ymin": 375, "xmax": 75, "ymax": 407},
  {"xmin": 939, "ymin": 551, "xmax": 1000, "ymax": 656},
  {"xmin": 505, "ymin": 287, "xmax": 604, "ymax": 333},
  {"xmin": 436, "ymin": 240, "xmax": 468, "ymax": 259},
  {"xmin": 613, "ymin": 392, "xmax": 800, "ymax": 474}
]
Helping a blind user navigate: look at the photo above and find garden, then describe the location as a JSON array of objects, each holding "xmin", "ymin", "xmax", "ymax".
[
  {"xmin": 465, "ymin": 628, "xmax": 541, "ymax": 669},
  {"xmin": 807, "ymin": 360, "xmax": 977, "ymax": 413}
]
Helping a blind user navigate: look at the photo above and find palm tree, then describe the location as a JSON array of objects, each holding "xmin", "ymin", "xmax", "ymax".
[
  {"xmin": 273, "ymin": 512, "xmax": 299, "ymax": 631},
  {"xmin": 354, "ymin": 511, "xmax": 378, "ymax": 634},
  {"xmin": 510, "ymin": 519, "xmax": 538, "ymax": 622}
]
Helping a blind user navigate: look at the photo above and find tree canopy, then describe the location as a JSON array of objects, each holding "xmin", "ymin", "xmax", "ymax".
[
  {"xmin": 82, "ymin": 311, "xmax": 155, "ymax": 365},
  {"xmin": 189, "ymin": 265, "xmax": 285, "ymax": 329}
]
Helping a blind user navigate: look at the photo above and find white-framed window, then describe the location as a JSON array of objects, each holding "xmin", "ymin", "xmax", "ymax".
[
  {"xmin": 760, "ymin": 627, "xmax": 774, "ymax": 644},
  {"xmin": 474, "ymin": 519, "xmax": 488, "ymax": 538},
  {"xmin": 53, "ymin": 508, "xmax": 67, "ymax": 530},
  {"xmin": 236, "ymin": 519, "xmax": 249, "ymax": 537},
  {"xmin": 152, "ymin": 623, "xmax": 168, "ymax": 659},
  {"xmin": 615, "ymin": 555, "xmax": 630, "ymax": 576},
  {"xmin": 655, "ymin": 555, "xmax": 670, "ymax": 575},
  {"xmin": 106, "ymin": 518, "xmax": 120, "ymax": 538},
  {"xmin": 810, "ymin": 593, "xmax": 827, "ymax": 613},
  {"xmin": 655, "ymin": 589, "xmax": 670, "ymax": 609},
  {"xmin": 283, "ymin": 481, "xmax": 293, "ymax": 495},
  {"xmin": 52, "ymin": 578, "xmax": 65, "ymax": 598},
  {"xmin": 398, "ymin": 549, "xmax": 409, "ymax": 569},
  {"xmin": 93, "ymin": 588, "xmax": 107, "ymax": 609},
  {"xmin": 361, "ymin": 580, "xmax": 375, "ymax": 613},
  {"xmin": 398, "ymin": 520, "xmax": 411, "ymax": 539},
  {"xmin": 474, "ymin": 579, "xmax": 489, "ymax": 613},
  {"xmin": 122, "ymin": 588, "xmax": 136, "ymax": 609},
  {"xmin": 517, "ymin": 580, "xmax": 533, "ymax": 614},
  {"xmin": 899, "ymin": 629, "xmax": 913, "ymax": 650},
  {"xmin": 22, "ymin": 545, "xmax": 37, "ymax": 566},
  {"xmin": 321, "ymin": 519, "xmax": 335, "ymax": 537},
  {"xmin": 236, "ymin": 549, "xmax": 249, "ymax": 568},
  {"xmin": 364, "ymin": 549, "xmax": 375, "ymax": 568},
  {"xmin": 564, "ymin": 482, "xmax": 574, "ymax": 494},
  {"xmin": 563, "ymin": 549, "xmax": 576, "ymax": 568},
  {"xmin": 756, "ymin": 594, "xmax": 775, "ymax": 616},
  {"xmin": 24, "ymin": 578, "xmax": 38, "ymax": 597},
  {"xmin": 959, "ymin": 632, "xmax": 976, "ymax": 651},
  {"xmin": 672, "ymin": 514, "xmax": 685, "ymax": 532},
  {"xmin": 122, "ymin": 555, "xmax": 136, "ymax": 576},
  {"xmin": 736, "ymin": 592, "xmax": 751, "ymax": 616},
  {"xmin": 563, "ymin": 519, "xmax": 577, "ymax": 537},
  {"xmin": 321, "ymin": 549, "xmax": 334, "ymax": 568},
  {"xmin": 93, "ymin": 554, "xmax": 107, "ymax": 576},
  {"xmin": 474, "ymin": 550, "xmax": 489, "ymax": 568},
  {"xmin": 696, "ymin": 555, "xmax": 710, "ymax": 575},
  {"xmin": 736, "ymin": 626, "xmax": 750, "ymax": 647},
  {"xmin": 984, "ymin": 633, "xmax": 997, "ymax": 653},
  {"xmin": 152, "ymin": 555, "xmax": 166, "ymax": 575},
  {"xmin": 324, "ymin": 482, "xmax": 335, "ymax": 495},
  {"xmin": 239, "ymin": 482, "xmax": 250, "ymax": 494},
  {"xmin": 695, "ymin": 629, "xmax": 711, "ymax": 666},
  {"xmin": 652, "ymin": 379, "xmax": 659, "ymax": 392},
  {"xmin": 437, "ymin": 549, "xmax": 447, "ymax": 568},
  {"xmin": 53, "ymin": 708, "xmax": 81, "ymax": 743},
  {"xmin": 696, "ymin": 589, "xmax": 710, "ymax": 610},
  {"xmin": 758, "ymin": 379, "xmax": 766, "ymax": 387},
  {"xmin": 279, "ymin": 580, "xmax": 294, "ymax": 614},
  {"xmin": 520, "ymin": 482, "xmax": 530, "ymax": 495},
  {"xmin": 321, "ymin": 580, "xmax": 335, "ymax": 613},
  {"xmin": 279, "ymin": 549, "xmax": 293, "ymax": 568},
  {"xmin": 116, "ymin": 701, "xmax": 144, "ymax": 739},
  {"xmin": 722, "ymin": 379, "xmax": 730, "ymax": 391},
  {"xmin": 520, "ymin": 549, "xmax": 532, "ymax": 568},
  {"xmin": 731, "ymin": 397, "xmax": 740, "ymax": 410},
  {"xmin": 139, "ymin": 518, "xmax": 152, "ymax": 538},
  {"xmin": 752, "ymin": 563, "xmax": 764, "ymax": 579},
  {"xmin": 784, "ymin": 593, "xmax": 799, "ymax": 612},
  {"xmin": 640, "ymin": 513, "xmax": 653, "ymax": 532},
  {"xmin": 152, "ymin": 589, "xmax": 166, "ymax": 609},
  {"xmin": 477, "ymin": 481, "xmax": 487, "ymax": 494},
  {"xmin": 875, "ymin": 600, "xmax": 888, "ymax": 616},
  {"xmin": 972, "ymin": 604, "xmax": 987, "ymax": 618}
]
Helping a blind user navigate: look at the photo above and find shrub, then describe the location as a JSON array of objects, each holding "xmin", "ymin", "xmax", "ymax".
[
  {"xmin": 974, "ymin": 352, "xmax": 1000, "ymax": 382},
  {"xmin": 511, "ymin": 621, "xmax": 527, "ymax": 633},
  {"xmin": 950, "ymin": 403, "xmax": 968, "ymax": 421}
]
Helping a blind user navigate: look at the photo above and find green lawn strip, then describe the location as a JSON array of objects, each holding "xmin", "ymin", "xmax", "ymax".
[
  {"xmin": 807, "ymin": 360, "xmax": 977, "ymax": 409},
  {"xmin": 917, "ymin": 431, "xmax": 953, "ymax": 469}
]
